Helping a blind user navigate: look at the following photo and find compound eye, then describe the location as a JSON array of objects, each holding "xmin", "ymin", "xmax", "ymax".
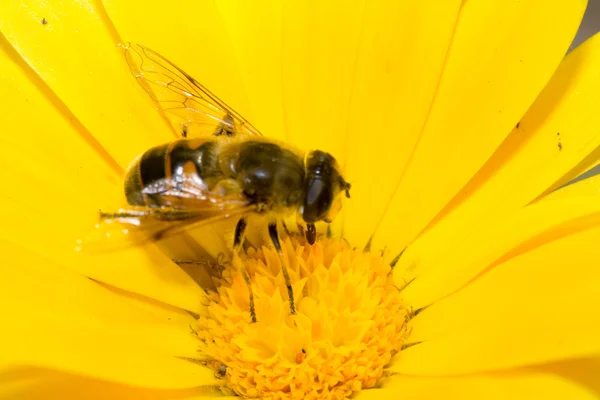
[{"xmin": 302, "ymin": 178, "xmax": 333, "ymax": 223}]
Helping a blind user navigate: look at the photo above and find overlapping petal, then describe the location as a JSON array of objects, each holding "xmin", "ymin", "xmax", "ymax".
[
  {"xmin": 396, "ymin": 30, "xmax": 600, "ymax": 281},
  {"xmin": 278, "ymin": 0, "xmax": 366, "ymax": 163},
  {"xmin": 0, "ymin": 0, "xmax": 174, "ymax": 169},
  {"xmin": 1, "ymin": 368, "xmax": 223, "ymax": 400},
  {"xmin": 215, "ymin": 0, "xmax": 286, "ymax": 142},
  {"xmin": 399, "ymin": 174, "xmax": 600, "ymax": 308},
  {"xmin": 102, "ymin": 0, "xmax": 252, "ymax": 130},
  {"xmin": 0, "ymin": 32, "xmax": 205, "ymax": 313},
  {"xmin": 0, "ymin": 239, "xmax": 213, "ymax": 389},
  {"xmin": 373, "ymin": 0, "xmax": 586, "ymax": 257},
  {"xmin": 356, "ymin": 364, "xmax": 598, "ymax": 400},
  {"xmin": 393, "ymin": 216, "xmax": 600, "ymax": 374},
  {"xmin": 342, "ymin": 0, "xmax": 461, "ymax": 245}
]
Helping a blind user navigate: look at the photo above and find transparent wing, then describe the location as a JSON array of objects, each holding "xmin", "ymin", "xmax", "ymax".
[
  {"xmin": 77, "ymin": 204, "xmax": 253, "ymax": 253},
  {"xmin": 123, "ymin": 42, "xmax": 262, "ymax": 138}
]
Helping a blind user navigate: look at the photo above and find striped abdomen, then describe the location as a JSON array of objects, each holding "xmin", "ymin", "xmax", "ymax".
[{"xmin": 124, "ymin": 139, "xmax": 219, "ymax": 207}]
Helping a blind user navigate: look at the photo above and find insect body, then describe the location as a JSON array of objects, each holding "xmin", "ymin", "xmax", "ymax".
[
  {"xmin": 96, "ymin": 43, "xmax": 351, "ymax": 322},
  {"xmin": 125, "ymin": 137, "xmax": 349, "ymax": 225}
]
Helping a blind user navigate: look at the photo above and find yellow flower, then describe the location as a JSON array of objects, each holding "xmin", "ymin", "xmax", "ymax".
[{"xmin": 1, "ymin": 0, "xmax": 600, "ymax": 398}]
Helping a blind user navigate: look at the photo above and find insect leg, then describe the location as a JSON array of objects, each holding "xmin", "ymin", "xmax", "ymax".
[
  {"xmin": 212, "ymin": 113, "xmax": 236, "ymax": 137},
  {"xmin": 268, "ymin": 220, "xmax": 296, "ymax": 315},
  {"xmin": 99, "ymin": 209, "xmax": 149, "ymax": 219},
  {"xmin": 281, "ymin": 220, "xmax": 291, "ymax": 237},
  {"xmin": 99, "ymin": 208, "xmax": 196, "ymax": 222},
  {"xmin": 296, "ymin": 223, "xmax": 305, "ymax": 237},
  {"xmin": 172, "ymin": 259, "xmax": 206, "ymax": 265},
  {"xmin": 233, "ymin": 217, "xmax": 257, "ymax": 323},
  {"xmin": 295, "ymin": 215, "xmax": 306, "ymax": 237},
  {"xmin": 305, "ymin": 223, "xmax": 317, "ymax": 245}
]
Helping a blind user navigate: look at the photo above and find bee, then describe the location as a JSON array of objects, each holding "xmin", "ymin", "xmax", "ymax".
[{"xmin": 95, "ymin": 43, "xmax": 351, "ymax": 322}]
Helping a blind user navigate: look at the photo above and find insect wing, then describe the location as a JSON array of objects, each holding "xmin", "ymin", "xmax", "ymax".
[
  {"xmin": 77, "ymin": 204, "xmax": 253, "ymax": 253},
  {"xmin": 123, "ymin": 42, "xmax": 262, "ymax": 138}
]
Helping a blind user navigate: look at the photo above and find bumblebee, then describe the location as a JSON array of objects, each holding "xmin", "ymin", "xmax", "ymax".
[{"xmin": 96, "ymin": 43, "xmax": 351, "ymax": 322}]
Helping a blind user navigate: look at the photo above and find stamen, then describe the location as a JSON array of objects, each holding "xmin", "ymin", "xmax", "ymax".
[{"xmin": 196, "ymin": 237, "xmax": 411, "ymax": 398}]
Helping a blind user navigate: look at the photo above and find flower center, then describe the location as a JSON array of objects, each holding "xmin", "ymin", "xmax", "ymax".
[{"xmin": 196, "ymin": 237, "xmax": 410, "ymax": 399}]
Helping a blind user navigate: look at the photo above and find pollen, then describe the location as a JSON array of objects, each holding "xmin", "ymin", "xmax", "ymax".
[{"xmin": 196, "ymin": 237, "xmax": 411, "ymax": 399}]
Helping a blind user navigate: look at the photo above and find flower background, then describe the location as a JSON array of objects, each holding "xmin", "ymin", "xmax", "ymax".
[
  {"xmin": 563, "ymin": 0, "xmax": 600, "ymax": 183},
  {"xmin": 2, "ymin": 0, "xmax": 600, "ymax": 399},
  {"xmin": 573, "ymin": 0, "xmax": 600, "ymax": 49}
]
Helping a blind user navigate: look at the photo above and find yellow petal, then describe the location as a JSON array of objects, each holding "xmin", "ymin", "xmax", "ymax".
[
  {"xmin": 0, "ymin": 0, "xmax": 174, "ymax": 169},
  {"xmin": 0, "ymin": 41, "xmax": 204, "ymax": 313},
  {"xmin": 102, "ymin": 0, "xmax": 252, "ymax": 126},
  {"xmin": 279, "ymin": 0, "xmax": 366, "ymax": 162},
  {"xmin": 396, "ymin": 30, "xmax": 600, "ymax": 280},
  {"xmin": 342, "ymin": 0, "xmax": 462, "ymax": 246},
  {"xmin": 373, "ymin": 0, "xmax": 586, "ymax": 256},
  {"xmin": 399, "ymin": 175, "xmax": 600, "ymax": 308},
  {"xmin": 0, "ymin": 368, "xmax": 223, "ymax": 399},
  {"xmin": 2, "ymin": 241, "xmax": 200, "ymax": 359},
  {"xmin": 544, "ymin": 174, "xmax": 600, "ymax": 201},
  {"xmin": 215, "ymin": 0, "xmax": 286, "ymax": 141},
  {"xmin": 356, "ymin": 369, "xmax": 596, "ymax": 400},
  {"xmin": 393, "ymin": 224, "xmax": 600, "ymax": 375},
  {"xmin": 537, "ymin": 356, "xmax": 600, "ymax": 394},
  {"xmin": 98, "ymin": 282, "xmax": 199, "ymax": 329},
  {"xmin": 0, "ymin": 241, "xmax": 214, "ymax": 388}
]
